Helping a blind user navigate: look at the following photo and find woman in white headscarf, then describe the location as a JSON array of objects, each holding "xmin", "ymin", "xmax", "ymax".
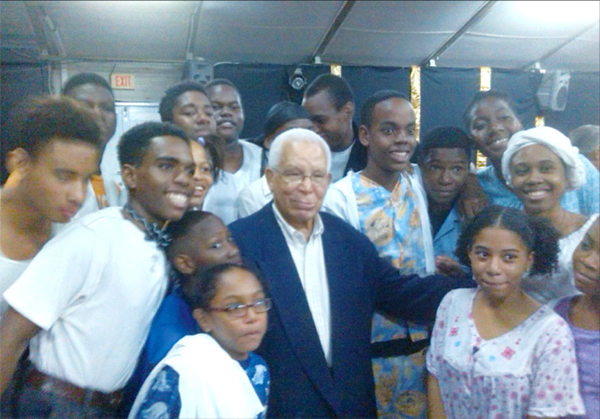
[{"xmin": 502, "ymin": 126, "xmax": 599, "ymax": 303}]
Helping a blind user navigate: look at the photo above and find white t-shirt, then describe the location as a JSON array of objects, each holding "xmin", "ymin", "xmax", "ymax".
[
  {"xmin": 203, "ymin": 140, "xmax": 262, "ymax": 225},
  {"xmin": 0, "ymin": 250, "xmax": 30, "ymax": 320},
  {"xmin": 330, "ymin": 143, "xmax": 354, "ymax": 182},
  {"xmin": 236, "ymin": 175, "xmax": 272, "ymax": 219},
  {"xmin": 3, "ymin": 207, "xmax": 169, "ymax": 392},
  {"xmin": 0, "ymin": 189, "xmax": 61, "ymax": 320}
]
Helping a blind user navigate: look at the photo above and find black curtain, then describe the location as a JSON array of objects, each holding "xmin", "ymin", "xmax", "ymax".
[
  {"xmin": 343, "ymin": 66, "xmax": 411, "ymax": 126},
  {"xmin": 491, "ymin": 68, "xmax": 543, "ymax": 130},
  {"xmin": 1, "ymin": 64, "xmax": 50, "ymax": 183},
  {"xmin": 420, "ymin": 67, "xmax": 480, "ymax": 136}
]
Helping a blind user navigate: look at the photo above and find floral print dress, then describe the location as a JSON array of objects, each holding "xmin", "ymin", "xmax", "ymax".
[{"xmin": 426, "ymin": 288, "xmax": 585, "ymax": 419}]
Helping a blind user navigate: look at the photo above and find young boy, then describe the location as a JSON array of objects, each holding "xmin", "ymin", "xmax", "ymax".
[
  {"xmin": 417, "ymin": 126, "xmax": 472, "ymax": 277},
  {"xmin": 122, "ymin": 211, "xmax": 241, "ymax": 414},
  {"xmin": 0, "ymin": 96, "xmax": 102, "ymax": 319},
  {"xmin": 62, "ymin": 73, "xmax": 126, "ymax": 210},
  {"xmin": 0, "ymin": 121, "xmax": 194, "ymax": 417},
  {"xmin": 323, "ymin": 91, "xmax": 434, "ymax": 419}
]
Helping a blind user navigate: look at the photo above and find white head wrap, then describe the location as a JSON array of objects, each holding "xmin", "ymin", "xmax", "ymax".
[{"xmin": 502, "ymin": 126, "xmax": 585, "ymax": 190}]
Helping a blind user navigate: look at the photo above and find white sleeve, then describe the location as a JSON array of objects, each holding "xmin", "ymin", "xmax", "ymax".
[
  {"xmin": 3, "ymin": 224, "xmax": 107, "ymax": 330},
  {"xmin": 410, "ymin": 165, "xmax": 435, "ymax": 274},
  {"xmin": 236, "ymin": 185, "xmax": 256, "ymax": 219},
  {"xmin": 322, "ymin": 175, "xmax": 359, "ymax": 230}
]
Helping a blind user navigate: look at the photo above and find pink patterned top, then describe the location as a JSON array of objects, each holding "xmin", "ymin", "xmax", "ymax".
[{"xmin": 426, "ymin": 288, "xmax": 585, "ymax": 419}]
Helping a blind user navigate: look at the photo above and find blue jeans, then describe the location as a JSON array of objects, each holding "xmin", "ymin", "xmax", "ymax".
[{"xmin": 15, "ymin": 384, "xmax": 118, "ymax": 419}]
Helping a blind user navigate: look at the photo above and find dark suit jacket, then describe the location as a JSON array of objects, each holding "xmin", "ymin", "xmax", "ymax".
[{"xmin": 229, "ymin": 204, "xmax": 471, "ymax": 418}]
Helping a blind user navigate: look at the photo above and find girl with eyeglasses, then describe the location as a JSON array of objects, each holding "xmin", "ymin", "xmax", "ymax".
[{"xmin": 129, "ymin": 263, "xmax": 271, "ymax": 419}]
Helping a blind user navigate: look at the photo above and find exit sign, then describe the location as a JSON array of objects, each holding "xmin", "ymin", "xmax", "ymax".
[{"xmin": 111, "ymin": 74, "xmax": 135, "ymax": 90}]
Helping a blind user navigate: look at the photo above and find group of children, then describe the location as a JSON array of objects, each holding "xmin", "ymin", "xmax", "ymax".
[
  {"xmin": 121, "ymin": 193, "xmax": 598, "ymax": 419},
  {"xmin": 0, "ymin": 70, "xmax": 598, "ymax": 419}
]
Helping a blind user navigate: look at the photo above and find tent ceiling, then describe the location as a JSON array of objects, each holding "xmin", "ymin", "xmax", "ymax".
[{"xmin": 1, "ymin": 0, "xmax": 598, "ymax": 72}]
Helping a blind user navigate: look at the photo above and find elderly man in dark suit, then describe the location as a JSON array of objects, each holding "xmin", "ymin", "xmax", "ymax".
[{"xmin": 229, "ymin": 128, "xmax": 472, "ymax": 418}]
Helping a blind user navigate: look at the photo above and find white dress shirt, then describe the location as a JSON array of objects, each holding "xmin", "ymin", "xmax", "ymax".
[{"xmin": 272, "ymin": 204, "xmax": 332, "ymax": 364}]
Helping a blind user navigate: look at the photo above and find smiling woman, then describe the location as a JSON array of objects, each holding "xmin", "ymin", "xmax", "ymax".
[{"xmin": 502, "ymin": 126, "xmax": 598, "ymax": 303}]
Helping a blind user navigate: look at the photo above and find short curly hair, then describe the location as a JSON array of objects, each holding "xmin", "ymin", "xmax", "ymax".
[
  {"xmin": 418, "ymin": 126, "xmax": 472, "ymax": 162},
  {"xmin": 304, "ymin": 74, "xmax": 354, "ymax": 110},
  {"xmin": 6, "ymin": 95, "xmax": 102, "ymax": 159},
  {"xmin": 455, "ymin": 205, "xmax": 559, "ymax": 276},
  {"xmin": 463, "ymin": 90, "xmax": 519, "ymax": 130},
  {"xmin": 62, "ymin": 73, "xmax": 114, "ymax": 97},
  {"xmin": 159, "ymin": 80, "xmax": 209, "ymax": 123},
  {"xmin": 360, "ymin": 90, "xmax": 409, "ymax": 129},
  {"xmin": 165, "ymin": 210, "xmax": 216, "ymax": 262},
  {"xmin": 118, "ymin": 121, "xmax": 189, "ymax": 167}
]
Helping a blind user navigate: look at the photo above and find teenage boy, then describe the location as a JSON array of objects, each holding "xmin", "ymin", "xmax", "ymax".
[
  {"xmin": 203, "ymin": 79, "xmax": 262, "ymax": 224},
  {"xmin": 0, "ymin": 121, "xmax": 194, "ymax": 417},
  {"xmin": 323, "ymin": 91, "xmax": 434, "ymax": 418},
  {"xmin": 418, "ymin": 126, "xmax": 472, "ymax": 277},
  {"xmin": 62, "ymin": 73, "xmax": 125, "ymax": 210},
  {"xmin": 302, "ymin": 73, "xmax": 367, "ymax": 181},
  {"xmin": 0, "ymin": 96, "xmax": 102, "ymax": 319}
]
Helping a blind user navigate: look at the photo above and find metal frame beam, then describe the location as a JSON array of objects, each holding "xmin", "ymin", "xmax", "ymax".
[
  {"xmin": 421, "ymin": 0, "xmax": 497, "ymax": 67},
  {"xmin": 185, "ymin": 1, "xmax": 204, "ymax": 60},
  {"xmin": 310, "ymin": 1, "xmax": 356, "ymax": 63},
  {"xmin": 24, "ymin": 3, "xmax": 66, "ymax": 58},
  {"xmin": 522, "ymin": 21, "xmax": 599, "ymax": 70}
]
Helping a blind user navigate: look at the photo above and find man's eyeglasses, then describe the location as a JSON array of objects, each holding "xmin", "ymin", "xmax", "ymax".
[
  {"xmin": 274, "ymin": 169, "xmax": 328, "ymax": 187},
  {"xmin": 208, "ymin": 298, "xmax": 272, "ymax": 318}
]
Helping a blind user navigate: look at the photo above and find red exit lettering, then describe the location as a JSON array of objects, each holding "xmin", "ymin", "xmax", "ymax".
[
  {"xmin": 111, "ymin": 74, "xmax": 135, "ymax": 90},
  {"xmin": 116, "ymin": 75, "xmax": 130, "ymax": 87}
]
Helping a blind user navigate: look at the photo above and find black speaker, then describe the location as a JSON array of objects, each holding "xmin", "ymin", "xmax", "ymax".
[{"xmin": 536, "ymin": 71, "xmax": 570, "ymax": 111}]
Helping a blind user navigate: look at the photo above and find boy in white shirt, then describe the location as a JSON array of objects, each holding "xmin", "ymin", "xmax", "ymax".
[{"xmin": 0, "ymin": 121, "xmax": 195, "ymax": 418}]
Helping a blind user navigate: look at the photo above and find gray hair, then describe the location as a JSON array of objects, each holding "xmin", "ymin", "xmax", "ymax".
[{"xmin": 268, "ymin": 128, "xmax": 332, "ymax": 173}]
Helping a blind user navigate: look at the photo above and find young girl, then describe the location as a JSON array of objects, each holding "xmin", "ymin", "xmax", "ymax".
[
  {"xmin": 129, "ymin": 263, "xmax": 271, "ymax": 419},
  {"xmin": 188, "ymin": 139, "xmax": 214, "ymax": 210},
  {"xmin": 552, "ymin": 217, "xmax": 599, "ymax": 419},
  {"xmin": 426, "ymin": 205, "xmax": 585, "ymax": 419}
]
